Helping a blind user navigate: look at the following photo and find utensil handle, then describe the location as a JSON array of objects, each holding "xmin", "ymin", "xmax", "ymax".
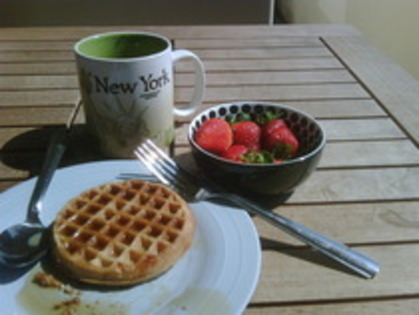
[
  {"xmin": 26, "ymin": 129, "xmax": 67, "ymax": 224},
  {"xmin": 214, "ymin": 192, "xmax": 380, "ymax": 279}
]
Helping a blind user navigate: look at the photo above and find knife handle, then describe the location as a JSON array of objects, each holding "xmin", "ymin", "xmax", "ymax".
[{"xmin": 209, "ymin": 191, "xmax": 380, "ymax": 279}]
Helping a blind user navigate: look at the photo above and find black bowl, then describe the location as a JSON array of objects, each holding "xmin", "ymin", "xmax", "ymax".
[{"xmin": 188, "ymin": 101, "xmax": 326, "ymax": 196}]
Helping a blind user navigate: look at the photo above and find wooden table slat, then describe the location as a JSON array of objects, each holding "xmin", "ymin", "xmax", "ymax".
[
  {"xmin": 177, "ymin": 83, "xmax": 369, "ymax": 103},
  {"xmin": 252, "ymin": 244, "xmax": 419, "ymax": 303},
  {"xmin": 289, "ymin": 167, "xmax": 419, "ymax": 203},
  {"xmin": 0, "ymin": 24, "xmax": 361, "ymax": 41},
  {"xmin": 324, "ymin": 35, "xmax": 419, "ymax": 146},
  {"xmin": 320, "ymin": 140, "xmax": 419, "ymax": 168},
  {"xmin": 255, "ymin": 201, "xmax": 419, "ymax": 246}
]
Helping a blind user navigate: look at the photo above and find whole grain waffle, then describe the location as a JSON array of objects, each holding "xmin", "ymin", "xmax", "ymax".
[{"xmin": 52, "ymin": 179, "xmax": 195, "ymax": 286}]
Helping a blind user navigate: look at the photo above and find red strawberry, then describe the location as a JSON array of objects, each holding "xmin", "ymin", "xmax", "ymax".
[
  {"xmin": 221, "ymin": 144, "xmax": 248, "ymax": 162},
  {"xmin": 195, "ymin": 118, "xmax": 233, "ymax": 154},
  {"xmin": 231, "ymin": 121, "xmax": 261, "ymax": 148},
  {"xmin": 262, "ymin": 118, "xmax": 287, "ymax": 138},
  {"xmin": 263, "ymin": 126, "xmax": 299, "ymax": 157}
]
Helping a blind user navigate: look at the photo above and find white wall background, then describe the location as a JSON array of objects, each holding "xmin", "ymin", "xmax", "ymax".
[{"xmin": 280, "ymin": 0, "xmax": 419, "ymax": 81}]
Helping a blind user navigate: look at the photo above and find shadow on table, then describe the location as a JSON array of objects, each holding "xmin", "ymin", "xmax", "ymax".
[{"xmin": 0, "ymin": 124, "xmax": 108, "ymax": 177}]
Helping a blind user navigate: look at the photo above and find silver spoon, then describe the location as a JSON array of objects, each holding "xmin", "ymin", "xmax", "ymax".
[{"xmin": 0, "ymin": 130, "xmax": 66, "ymax": 268}]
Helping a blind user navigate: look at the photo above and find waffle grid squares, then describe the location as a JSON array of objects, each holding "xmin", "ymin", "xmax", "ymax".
[{"xmin": 55, "ymin": 180, "xmax": 188, "ymax": 269}]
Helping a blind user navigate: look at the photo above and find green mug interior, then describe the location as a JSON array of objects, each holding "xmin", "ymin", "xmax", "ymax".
[{"xmin": 76, "ymin": 33, "xmax": 169, "ymax": 59}]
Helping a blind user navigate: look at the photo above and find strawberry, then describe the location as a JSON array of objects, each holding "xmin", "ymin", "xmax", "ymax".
[
  {"xmin": 231, "ymin": 121, "xmax": 261, "ymax": 148},
  {"xmin": 221, "ymin": 144, "xmax": 249, "ymax": 162},
  {"xmin": 262, "ymin": 118, "xmax": 287, "ymax": 138},
  {"xmin": 195, "ymin": 118, "xmax": 233, "ymax": 154},
  {"xmin": 263, "ymin": 126, "xmax": 299, "ymax": 158}
]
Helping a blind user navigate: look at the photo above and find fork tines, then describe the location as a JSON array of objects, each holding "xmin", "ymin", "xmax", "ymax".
[{"xmin": 134, "ymin": 139, "xmax": 193, "ymax": 192}]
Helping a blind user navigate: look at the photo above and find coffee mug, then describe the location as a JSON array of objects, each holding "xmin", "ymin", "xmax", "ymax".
[{"xmin": 74, "ymin": 31, "xmax": 205, "ymax": 157}]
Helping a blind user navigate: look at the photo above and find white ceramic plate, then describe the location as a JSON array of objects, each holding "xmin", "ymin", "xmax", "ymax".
[{"xmin": 0, "ymin": 160, "xmax": 261, "ymax": 315}]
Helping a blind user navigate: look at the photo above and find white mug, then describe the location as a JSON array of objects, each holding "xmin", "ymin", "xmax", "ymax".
[{"xmin": 74, "ymin": 31, "xmax": 205, "ymax": 157}]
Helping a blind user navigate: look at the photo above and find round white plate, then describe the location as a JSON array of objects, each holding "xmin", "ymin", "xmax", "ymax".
[{"xmin": 0, "ymin": 160, "xmax": 261, "ymax": 315}]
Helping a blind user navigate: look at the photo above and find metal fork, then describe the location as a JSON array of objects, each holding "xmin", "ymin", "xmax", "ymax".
[{"xmin": 134, "ymin": 139, "xmax": 380, "ymax": 279}]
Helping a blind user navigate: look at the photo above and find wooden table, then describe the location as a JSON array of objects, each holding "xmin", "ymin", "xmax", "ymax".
[{"xmin": 1, "ymin": 24, "xmax": 419, "ymax": 314}]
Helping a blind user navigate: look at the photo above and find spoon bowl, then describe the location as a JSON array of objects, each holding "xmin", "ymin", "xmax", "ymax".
[
  {"xmin": 0, "ymin": 130, "xmax": 66, "ymax": 268},
  {"xmin": 0, "ymin": 223, "xmax": 47, "ymax": 267}
]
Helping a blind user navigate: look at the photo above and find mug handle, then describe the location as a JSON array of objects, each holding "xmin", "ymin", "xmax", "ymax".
[{"xmin": 172, "ymin": 49, "xmax": 205, "ymax": 117}]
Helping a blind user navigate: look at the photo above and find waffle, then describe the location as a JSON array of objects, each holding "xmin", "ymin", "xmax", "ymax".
[{"xmin": 52, "ymin": 179, "xmax": 195, "ymax": 286}]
